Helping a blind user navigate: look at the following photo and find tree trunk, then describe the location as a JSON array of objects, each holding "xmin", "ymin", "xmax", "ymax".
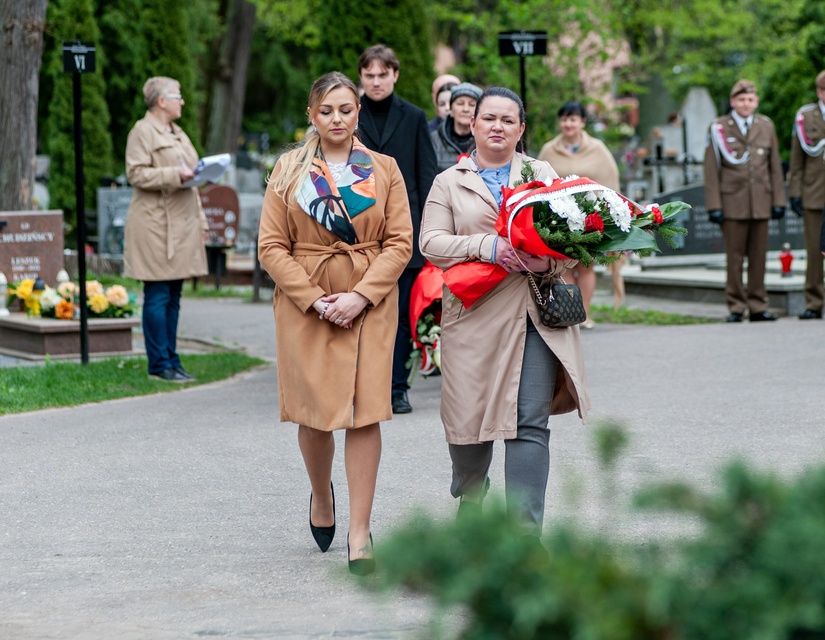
[
  {"xmin": 0, "ymin": 0, "xmax": 48, "ymax": 210},
  {"xmin": 204, "ymin": 0, "xmax": 256, "ymax": 154}
]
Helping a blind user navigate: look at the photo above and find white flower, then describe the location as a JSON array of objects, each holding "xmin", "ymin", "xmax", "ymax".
[
  {"xmin": 602, "ymin": 190, "xmax": 633, "ymax": 232},
  {"xmin": 550, "ymin": 195, "xmax": 586, "ymax": 232},
  {"xmin": 39, "ymin": 287, "xmax": 63, "ymax": 312}
]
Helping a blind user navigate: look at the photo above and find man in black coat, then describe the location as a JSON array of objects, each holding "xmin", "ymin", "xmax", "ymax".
[{"xmin": 358, "ymin": 44, "xmax": 438, "ymax": 414}]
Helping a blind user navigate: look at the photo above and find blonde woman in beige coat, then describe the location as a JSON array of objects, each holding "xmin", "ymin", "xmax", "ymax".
[
  {"xmin": 123, "ymin": 76, "xmax": 208, "ymax": 383},
  {"xmin": 259, "ymin": 72, "xmax": 412, "ymax": 575},
  {"xmin": 421, "ymin": 87, "xmax": 590, "ymax": 538}
]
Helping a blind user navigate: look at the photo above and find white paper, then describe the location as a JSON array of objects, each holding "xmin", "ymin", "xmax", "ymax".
[{"xmin": 181, "ymin": 153, "xmax": 231, "ymax": 188}]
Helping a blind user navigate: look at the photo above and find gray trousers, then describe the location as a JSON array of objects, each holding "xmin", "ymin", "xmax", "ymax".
[{"xmin": 448, "ymin": 317, "xmax": 559, "ymax": 534}]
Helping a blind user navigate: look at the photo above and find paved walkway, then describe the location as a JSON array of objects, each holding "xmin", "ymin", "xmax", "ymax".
[{"xmin": 2, "ymin": 291, "xmax": 824, "ymax": 638}]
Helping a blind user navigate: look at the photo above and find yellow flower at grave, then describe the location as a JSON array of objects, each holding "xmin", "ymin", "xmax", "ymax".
[
  {"xmin": 89, "ymin": 293, "xmax": 110, "ymax": 315},
  {"xmin": 55, "ymin": 299, "xmax": 74, "ymax": 320},
  {"xmin": 105, "ymin": 285, "xmax": 129, "ymax": 307},
  {"xmin": 57, "ymin": 281, "xmax": 78, "ymax": 300},
  {"xmin": 14, "ymin": 279, "xmax": 35, "ymax": 300},
  {"xmin": 24, "ymin": 294, "xmax": 41, "ymax": 317},
  {"xmin": 86, "ymin": 280, "xmax": 104, "ymax": 297}
]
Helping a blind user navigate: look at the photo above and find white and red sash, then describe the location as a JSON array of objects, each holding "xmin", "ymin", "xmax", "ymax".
[
  {"xmin": 794, "ymin": 106, "xmax": 825, "ymax": 157},
  {"xmin": 710, "ymin": 121, "xmax": 750, "ymax": 167}
]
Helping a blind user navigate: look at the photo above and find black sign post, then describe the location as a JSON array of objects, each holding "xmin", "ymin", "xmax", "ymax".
[
  {"xmin": 498, "ymin": 31, "xmax": 547, "ymax": 115},
  {"xmin": 63, "ymin": 41, "xmax": 96, "ymax": 365}
]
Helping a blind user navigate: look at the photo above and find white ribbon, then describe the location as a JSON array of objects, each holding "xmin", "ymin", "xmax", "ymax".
[
  {"xmin": 710, "ymin": 122, "xmax": 750, "ymax": 166},
  {"xmin": 794, "ymin": 108, "xmax": 825, "ymax": 157}
]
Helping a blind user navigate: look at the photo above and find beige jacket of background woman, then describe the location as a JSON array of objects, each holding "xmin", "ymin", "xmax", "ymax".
[
  {"xmin": 537, "ymin": 130, "xmax": 620, "ymax": 190},
  {"xmin": 123, "ymin": 111, "xmax": 208, "ymax": 281},
  {"xmin": 258, "ymin": 149, "xmax": 412, "ymax": 430},
  {"xmin": 421, "ymin": 154, "xmax": 590, "ymax": 445}
]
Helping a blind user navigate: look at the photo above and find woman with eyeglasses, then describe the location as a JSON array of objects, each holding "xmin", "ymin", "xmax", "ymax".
[{"xmin": 123, "ymin": 76, "xmax": 208, "ymax": 383}]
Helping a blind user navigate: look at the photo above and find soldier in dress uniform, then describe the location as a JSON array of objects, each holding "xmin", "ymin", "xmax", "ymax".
[
  {"xmin": 704, "ymin": 79, "xmax": 786, "ymax": 323},
  {"xmin": 787, "ymin": 70, "xmax": 825, "ymax": 320}
]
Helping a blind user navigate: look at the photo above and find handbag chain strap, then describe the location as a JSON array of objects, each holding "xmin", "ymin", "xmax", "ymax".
[{"xmin": 526, "ymin": 273, "xmax": 569, "ymax": 306}]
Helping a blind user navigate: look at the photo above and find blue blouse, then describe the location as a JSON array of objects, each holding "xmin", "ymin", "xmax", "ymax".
[{"xmin": 478, "ymin": 162, "xmax": 511, "ymax": 263}]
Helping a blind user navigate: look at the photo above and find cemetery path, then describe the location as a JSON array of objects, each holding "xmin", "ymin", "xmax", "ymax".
[{"xmin": 1, "ymin": 294, "xmax": 823, "ymax": 638}]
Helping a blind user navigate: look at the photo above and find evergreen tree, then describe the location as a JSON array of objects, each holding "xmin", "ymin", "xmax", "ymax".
[
  {"xmin": 310, "ymin": 0, "xmax": 433, "ymax": 111},
  {"xmin": 139, "ymin": 0, "xmax": 204, "ymax": 150},
  {"xmin": 96, "ymin": 0, "xmax": 151, "ymax": 175},
  {"xmin": 44, "ymin": 0, "xmax": 113, "ymax": 231}
]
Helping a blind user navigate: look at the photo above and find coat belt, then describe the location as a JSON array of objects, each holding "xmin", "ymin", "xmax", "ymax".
[{"xmin": 292, "ymin": 241, "xmax": 380, "ymax": 291}]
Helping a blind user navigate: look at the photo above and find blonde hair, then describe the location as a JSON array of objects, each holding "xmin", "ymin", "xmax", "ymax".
[
  {"xmin": 269, "ymin": 72, "xmax": 360, "ymax": 202},
  {"xmin": 143, "ymin": 76, "xmax": 179, "ymax": 109}
]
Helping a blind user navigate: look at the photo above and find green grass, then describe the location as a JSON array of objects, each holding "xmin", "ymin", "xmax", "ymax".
[
  {"xmin": 182, "ymin": 281, "xmax": 254, "ymax": 299},
  {"xmin": 589, "ymin": 304, "xmax": 719, "ymax": 325},
  {"xmin": 0, "ymin": 352, "xmax": 267, "ymax": 415}
]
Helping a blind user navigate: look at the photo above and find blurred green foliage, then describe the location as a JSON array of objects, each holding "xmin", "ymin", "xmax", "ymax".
[{"xmin": 373, "ymin": 426, "xmax": 825, "ymax": 639}]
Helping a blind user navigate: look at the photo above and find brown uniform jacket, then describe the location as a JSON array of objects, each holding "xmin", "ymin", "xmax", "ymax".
[
  {"xmin": 703, "ymin": 113, "xmax": 786, "ymax": 220},
  {"xmin": 420, "ymin": 154, "xmax": 590, "ymax": 445},
  {"xmin": 258, "ymin": 147, "xmax": 413, "ymax": 430},
  {"xmin": 788, "ymin": 103, "xmax": 825, "ymax": 209},
  {"xmin": 123, "ymin": 111, "xmax": 208, "ymax": 281}
]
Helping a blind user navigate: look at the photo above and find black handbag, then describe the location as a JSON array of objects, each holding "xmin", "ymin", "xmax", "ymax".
[{"xmin": 527, "ymin": 274, "xmax": 586, "ymax": 328}]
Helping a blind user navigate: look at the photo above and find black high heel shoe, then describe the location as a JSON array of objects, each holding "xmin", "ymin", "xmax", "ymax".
[
  {"xmin": 309, "ymin": 482, "xmax": 335, "ymax": 552},
  {"xmin": 347, "ymin": 533, "xmax": 375, "ymax": 576}
]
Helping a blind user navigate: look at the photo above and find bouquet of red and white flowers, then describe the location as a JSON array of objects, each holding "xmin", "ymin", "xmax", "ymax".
[{"xmin": 443, "ymin": 161, "xmax": 690, "ymax": 308}]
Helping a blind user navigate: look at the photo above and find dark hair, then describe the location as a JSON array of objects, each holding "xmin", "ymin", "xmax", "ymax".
[
  {"xmin": 557, "ymin": 101, "xmax": 586, "ymax": 119},
  {"xmin": 473, "ymin": 87, "xmax": 525, "ymax": 124},
  {"xmin": 436, "ymin": 82, "xmax": 458, "ymax": 97},
  {"xmin": 357, "ymin": 44, "xmax": 400, "ymax": 73}
]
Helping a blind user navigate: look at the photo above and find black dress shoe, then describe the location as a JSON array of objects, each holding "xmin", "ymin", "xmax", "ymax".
[
  {"xmin": 148, "ymin": 368, "xmax": 190, "ymax": 383},
  {"xmin": 347, "ymin": 533, "xmax": 375, "ymax": 576},
  {"xmin": 173, "ymin": 366, "xmax": 196, "ymax": 381},
  {"xmin": 391, "ymin": 391, "xmax": 412, "ymax": 414},
  {"xmin": 798, "ymin": 309, "xmax": 823, "ymax": 320},
  {"xmin": 750, "ymin": 311, "xmax": 778, "ymax": 322},
  {"xmin": 725, "ymin": 312, "xmax": 744, "ymax": 323},
  {"xmin": 309, "ymin": 482, "xmax": 335, "ymax": 552}
]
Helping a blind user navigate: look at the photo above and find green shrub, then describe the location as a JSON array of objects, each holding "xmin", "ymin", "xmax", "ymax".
[{"xmin": 373, "ymin": 432, "xmax": 825, "ymax": 639}]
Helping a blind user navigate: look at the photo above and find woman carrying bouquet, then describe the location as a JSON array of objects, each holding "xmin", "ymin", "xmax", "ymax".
[
  {"xmin": 259, "ymin": 72, "xmax": 412, "ymax": 574},
  {"xmin": 420, "ymin": 87, "xmax": 590, "ymax": 537},
  {"xmin": 538, "ymin": 101, "xmax": 624, "ymax": 324}
]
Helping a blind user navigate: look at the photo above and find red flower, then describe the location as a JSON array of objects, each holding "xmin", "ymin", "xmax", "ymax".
[
  {"xmin": 585, "ymin": 213, "xmax": 604, "ymax": 233},
  {"xmin": 651, "ymin": 206, "xmax": 664, "ymax": 224}
]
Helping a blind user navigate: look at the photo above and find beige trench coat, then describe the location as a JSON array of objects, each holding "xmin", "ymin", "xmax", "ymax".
[
  {"xmin": 421, "ymin": 154, "xmax": 591, "ymax": 445},
  {"xmin": 123, "ymin": 111, "xmax": 208, "ymax": 281},
  {"xmin": 258, "ymin": 147, "xmax": 413, "ymax": 430}
]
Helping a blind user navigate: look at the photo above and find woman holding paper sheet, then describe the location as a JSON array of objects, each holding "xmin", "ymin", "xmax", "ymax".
[
  {"xmin": 420, "ymin": 87, "xmax": 589, "ymax": 539},
  {"xmin": 123, "ymin": 76, "xmax": 208, "ymax": 383}
]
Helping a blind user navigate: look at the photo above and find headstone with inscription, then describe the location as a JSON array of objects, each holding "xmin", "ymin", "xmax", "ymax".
[
  {"xmin": 200, "ymin": 184, "xmax": 240, "ymax": 246},
  {"xmin": 96, "ymin": 187, "xmax": 133, "ymax": 255},
  {"xmin": 0, "ymin": 210, "xmax": 64, "ymax": 284}
]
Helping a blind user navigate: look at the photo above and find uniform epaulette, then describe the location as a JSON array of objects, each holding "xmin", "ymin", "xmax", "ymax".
[
  {"xmin": 798, "ymin": 103, "xmax": 819, "ymax": 114},
  {"xmin": 756, "ymin": 114, "xmax": 772, "ymax": 123}
]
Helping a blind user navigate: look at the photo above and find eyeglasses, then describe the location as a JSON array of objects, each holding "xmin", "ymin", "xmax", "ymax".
[{"xmin": 163, "ymin": 93, "xmax": 184, "ymax": 101}]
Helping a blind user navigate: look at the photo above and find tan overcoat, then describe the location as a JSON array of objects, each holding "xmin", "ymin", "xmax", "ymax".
[
  {"xmin": 703, "ymin": 114, "xmax": 786, "ymax": 220},
  {"xmin": 123, "ymin": 111, "xmax": 208, "ymax": 281},
  {"xmin": 788, "ymin": 103, "xmax": 825, "ymax": 208},
  {"xmin": 420, "ymin": 154, "xmax": 590, "ymax": 445},
  {"xmin": 537, "ymin": 130, "xmax": 620, "ymax": 191},
  {"xmin": 258, "ymin": 146, "xmax": 413, "ymax": 430}
]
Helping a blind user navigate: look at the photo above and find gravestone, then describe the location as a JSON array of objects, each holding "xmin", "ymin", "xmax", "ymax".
[
  {"xmin": 682, "ymin": 87, "xmax": 717, "ymax": 164},
  {"xmin": 655, "ymin": 184, "xmax": 805, "ymax": 255},
  {"xmin": 200, "ymin": 184, "xmax": 240, "ymax": 245},
  {"xmin": 97, "ymin": 187, "xmax": 133, "ymax": 255},
  {"xmin": 0, "ymin": 210, "xmax": 64, "ymax": 284}
]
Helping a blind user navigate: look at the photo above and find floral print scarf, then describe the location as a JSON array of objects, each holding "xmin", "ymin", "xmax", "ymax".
[{"xmin": 296, "ymin": 142, "xmax": 376, "ymax": 244}]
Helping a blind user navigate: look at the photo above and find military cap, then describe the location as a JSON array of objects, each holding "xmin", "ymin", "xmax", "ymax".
[{"xmin": 730, "ymin": 79, "xmax": 756, "ymax": 98}]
